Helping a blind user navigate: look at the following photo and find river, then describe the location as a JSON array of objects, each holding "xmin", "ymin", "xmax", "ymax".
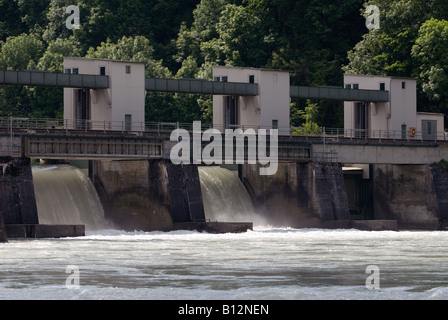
[
  {"xmin": 0, "ymin": 165, "xmax": 447, "ymax": 300},
  {"xmin": 1, "ymin": 228, "xmax": 447, "ymax": 300}
]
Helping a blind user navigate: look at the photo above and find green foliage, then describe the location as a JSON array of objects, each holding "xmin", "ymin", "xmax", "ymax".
[
  {"xmin": 435, "ymin": 159, "xmax": 448, "ymax": 172},
  {"xmin": 291, "ymin": 100, "xmax": 322, "ymax": 136},
  {"xmin": 0, "ymin": 0, "xmax": 447, "ymax": 127},
  {"xmin": 0, "ymin": 33, "xmax": 44, "ymax": 70},
  {"xmin": 344, "ymin": 0, "xmax": 448, "ymax": 114},
  {"xmin": 38, "ymin": 37, "xmax": 83, "ymax": 72},
  {"xmin": 412, "ymin": 18, "xmax": 448, "ymax": 111}
]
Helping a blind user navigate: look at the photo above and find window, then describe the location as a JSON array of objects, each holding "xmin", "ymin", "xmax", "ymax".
[
  {"xmin": 401, "ymin": 124, "xmax": 407, "ymax": 140},
  {"xmin": 353, "ymin": 84, "xmax": 359, "ymax": 90},
  {"xmin": 249, "ymin": 75, "xmax": 255, "ymax": 84},
  {"xmin": 379, "ymin": 82, "xmax": 386, "ymax": 91},
  {"xmin": 214, "ymin": 77, "xmax": 221, "ymax": 82},
  {"xmin": 100, "ymin": 66, "xmax": 106, "ymax": 76},
  {"xmin": 221, "ymin": 76, "xmax": 228, "ymax": 82},
  {"xmin": 125, "ymin": 66, "xmax": 131, "ymax": 74},
  {"xmin": 402, "ymin": 82, "xmax": 406, "ymax": 89},
  {"xmin": 272, "ymin": 120, "xmax": 278, "ymax": 130},
  {"xmin": 72, "ymin": 68, "xmax": 79, "ymax": 75},
  {"xmin": 65, "ymin": 69, "xmax": 71, "ymax": 74},
  {"xmin": 125, "ymin": 115, "xmax": 132, "ymax": 131},
  {"xmin": 345, "ymin": 84, "xmax": 352, "ymax": 89}
]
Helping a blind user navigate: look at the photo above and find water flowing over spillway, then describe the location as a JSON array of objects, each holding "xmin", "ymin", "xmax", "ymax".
[
  {"xmin": 198, "ymin": 166, "xmax": 259, "ymax": 224},
  {"xmin": 32, "ymin": 165, "xmax": 108, "ymax": 230}
]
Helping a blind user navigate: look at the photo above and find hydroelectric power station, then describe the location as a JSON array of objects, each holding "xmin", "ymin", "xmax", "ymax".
[{"xmin": 1, "ymin": 59, "xmax": 448, "ymax": 242}]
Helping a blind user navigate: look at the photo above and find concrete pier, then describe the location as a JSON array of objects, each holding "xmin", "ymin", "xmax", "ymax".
[
  {"xmin": 0, "ymin": 208, "xmax": 7, "ymax": 243},
  {"xmin": 162, "ymin": 222, "xmax": 253, "ymax": 234},
  {"xmin": 0, "ymin": 157, "xmax": 87, "ymax": 239},
  {"xmin": 93, "ymin": 159, "xmax": 207, "ymax": 232},
  {"xmin": 6, "ymin": 224, "xmax": 85, "ymax": 239},
  {"xmin": 0, "ymin": 157, "xmax": 39, "ymax": 225},
  {"xmin": 243, "ymin": 162, "xmax": 350, "ymax": 228}
]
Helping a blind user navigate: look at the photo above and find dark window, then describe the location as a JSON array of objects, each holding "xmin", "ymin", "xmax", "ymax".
[
  {"xmin": 353, "ymin": 84, "xmax": 359, "ymax": 90},
  {"xmin": 100, "ymin": 67, "xmax": 106, "ymax": 76},
  {"xmin": 125, "ymin": 66, "xmax": 131, "ymax": 74},
  {"xmin": 214, "ymin": 77, "xmax": 221, "ymax": 82},
  {"xmin": 65, "ymin": 69, "xmax": 71, "ymax": 74},
  {"xmin": 249, "ymin": 75, "xmax": 255, "ymax": 84},
  {"xmin": 345, "ymin": 84, "xmax": 352, "ymax": 89},
  {"xmin": 272, "ymin": 120, "xmax": 278, "ymax": 129},
  {"xmin": 401, "ymin": 125, "xmax": 407, "ymax": 140},
  {"xmin": 379, "ymin": 83, "xmax": 386, "ymax": 91},
  {"xmin": 125, "ymin": 115, "xmax": 132, "ymax": 131},
  {"xmin": 402, "ymin": 82, "xmax": 406, "ymax": 89},
  {"xmin": 221, "ymin": 76, "xmax": 228, "ymax": 83},
  {"xmin": 72, "ymin": 68, "xmax": 79, "ymax": 75}
]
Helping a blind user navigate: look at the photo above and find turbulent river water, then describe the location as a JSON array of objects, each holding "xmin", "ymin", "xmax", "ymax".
[
  {"xmin": 0, "ymin": 165, "xmax": 447, "ymax": 300},
  {"xmin": 1, "ymin": 228, "xmax": 448, "ymax": 300}
]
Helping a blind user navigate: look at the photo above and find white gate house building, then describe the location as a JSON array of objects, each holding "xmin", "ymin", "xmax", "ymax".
[
  {"xmin": 63, "ymin": 57, "xmax": 146, "ymax": 132},
  {"xmin": 344, "ymin": 74, "xmax": 445, "ymax": 140}
]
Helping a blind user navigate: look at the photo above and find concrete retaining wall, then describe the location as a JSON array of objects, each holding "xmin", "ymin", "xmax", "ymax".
[{"xmin": 373, "ymin": 164, "xmax": 440, "ymax": 230}]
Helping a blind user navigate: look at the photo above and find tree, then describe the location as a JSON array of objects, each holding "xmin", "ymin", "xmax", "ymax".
[
  {"xmin": 15, "ymin": 0, "xmax": 50, "ymax": 35},
  {"xmin": 412, "ymin": 18, "xmax": 448, "ymax": 112},
  {"xmin": 0, "ymin": 33, "xmax": 45, "ymax": 117},
  {"xmin": 38, "ymin": 37, "xmax": 83, "ymax": 72},
  {"xmin": 344, "ymin": 0, "xmax": 448, "ymax": 112},
  {"xmin": 0, "ymin": 0, "xmax": 26, "ymax": 41},
  {"xmin": 174, "ymin": 0, "xmax": 230, "ymax": 66},
  {"xmin": 201, "ymin": 3, "xmax": 278, "ymax": 67},
  {"xmin": 291, "ymin": 99, "xmax": 321, "ymax": 136},
  {"xmin": 0, "ymin": 33, "xmax": 44, "ymax": 70}
]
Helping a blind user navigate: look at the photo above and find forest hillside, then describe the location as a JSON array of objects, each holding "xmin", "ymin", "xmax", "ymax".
[{"xmin": 0, "ymin": 0, "xmax": 447, "ymax": 128}]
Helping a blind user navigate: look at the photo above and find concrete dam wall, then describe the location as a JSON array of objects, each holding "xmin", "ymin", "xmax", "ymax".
[
  {"xmin": 242, "ymin": 162, "xmax": 350, "ymax": 228},
  {"xmin": 3, "ymin": 157, "xmax": 448, "ymax": 241},
  {"xmin": 373, "ymin": 164, "xmax": 448, "ymax": 230},
  {"xmin": 92, "ymin": 160, "xmax": 252, "ymax": 233}
]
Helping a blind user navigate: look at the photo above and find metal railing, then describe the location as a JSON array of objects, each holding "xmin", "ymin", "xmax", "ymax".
[
  {"xmin": 290, "ymin": 127, "xmax": 447, "ymax": 143},
  {"xmin": 1, "ymin": 117, "xmax": 447, "ymax": 143}
]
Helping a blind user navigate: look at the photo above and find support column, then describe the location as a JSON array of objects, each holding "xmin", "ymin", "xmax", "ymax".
[
  {"xmin": 430, "ymin": 164, "xmax": 448, "ymax": 230},
  {"xmin": 0, "ymin": 157, "xmax": 39, "ymax": 225},
  {"xmin": 0, "ymin": 208, "xmax": 7, "ymax": 243},
  {"xmin": 165, "ymin": 162, "xmax": 206, "ymax": 223},
  {"xmin": 311, "ymin": 162, "xmax": 351, "ymax": 221}
]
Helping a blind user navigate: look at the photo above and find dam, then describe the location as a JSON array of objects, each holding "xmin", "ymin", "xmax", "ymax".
[
  {"xmin": 1, "ymin": 63, "xmax": 448, "ymax": 242},
  {"xmin": 2, "ymin": 128, "xmax": 448, "ymax": 241}
]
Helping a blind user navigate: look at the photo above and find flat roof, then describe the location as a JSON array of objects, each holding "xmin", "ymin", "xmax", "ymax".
[
  {"xmin": 64, "ymin": 57, "xmax": 145, "ymax": 65},
  {"xmin": 213, "ymin": 65, "xmax": 290, "ymax": 73},
  {"xmin": 417, "ymin": 112, "xmax": 445, "ymax": 116},
  {"xmin": 344, "ymin": 73, "xmax": 416, "ymax": 81}
]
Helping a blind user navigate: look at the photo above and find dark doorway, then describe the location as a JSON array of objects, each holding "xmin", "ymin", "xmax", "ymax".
[
  {"xmin": 76, "ymin": 89, "xmax": 90, "ymax": 130},
  {"xmin": 354, "ymin": 102, "xmax": 368, "ymax": 138},
  {"xmin": 344, "ymin": 169, "xmax": 373, "ymax": 220},
  {"xmin": 225, "ymin": 96, "xmax": 239, "ymax": 129}
]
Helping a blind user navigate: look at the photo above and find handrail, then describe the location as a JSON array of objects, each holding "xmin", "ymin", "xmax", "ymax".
[{"xmin": 1, "ymin": 117, "xmax": 447, "ymax": 143}]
